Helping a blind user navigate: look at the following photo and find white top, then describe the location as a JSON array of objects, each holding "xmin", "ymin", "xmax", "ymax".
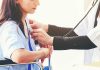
[
  {"xmin": 0, "ymin": 18, "xmax": 39, "ymax": 70},
  {"xmin": 74, "ymin": 0, "xmax": 100, "ymax": 64}
]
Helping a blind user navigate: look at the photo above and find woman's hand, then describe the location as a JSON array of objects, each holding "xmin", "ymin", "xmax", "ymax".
[
  {"xmin": 38, "ymin": 45, "xmax": 53, "ymax": 58},
  {"xmin": 39, "ymin": 45, "xmax": 53, "ymax": 63}
]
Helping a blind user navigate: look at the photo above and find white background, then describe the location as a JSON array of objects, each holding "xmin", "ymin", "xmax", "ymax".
[
  {"xmin": 0, "ymin": 0, "xmax": 100, "ymax": 70},
  {"xmin": 28, "ymin": 0, "xmax": 85, "ymax": 69},
  {"xmin": 28, "ymin": 0, "xmax": 84, "ymax": 27}
]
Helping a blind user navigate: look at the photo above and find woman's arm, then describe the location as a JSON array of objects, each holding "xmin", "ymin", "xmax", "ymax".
[
  {"xmin": 11, "ymin": 48, "xmax": 50, "ymax": 63},
  {"xmin": 1, "ymin": 21, "xmax": 51, "ymax": 64}
]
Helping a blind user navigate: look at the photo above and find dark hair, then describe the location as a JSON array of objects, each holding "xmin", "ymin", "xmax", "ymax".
[
  {"xmin": 0, "ymin": 0, "xmax": 22, "ymax": 25},
  {"xmin": 94, "ymin": 2, "xmax": 100, "ymax": 27}
]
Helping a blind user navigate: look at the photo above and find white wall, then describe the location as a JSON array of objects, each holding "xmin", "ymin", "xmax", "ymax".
[
  {"xmin": 84, "ymin": 0, "xmax": 93, "ymax": 10},
  {"xmin": 28, "ymin": 0, "xmax": 84, "ymax": 27},
  {"xmin": 1, "ymin": 0, "xmax": 98, "ymax": 70},
  {"xmin": 28, "ymin": 0, "xmax": 85, "ymax": 70}
]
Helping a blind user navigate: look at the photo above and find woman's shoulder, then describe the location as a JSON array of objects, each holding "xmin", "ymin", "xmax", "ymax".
[
  {"xmin": 3, "ymin": 20, "xmax": 17, "ymax": 26},
  {"xmin": 0, "ymin": 20, "xmax": 18, "ymax": 33},
  {"xmin": 0, "ymin": 20, "xmax": 18, "ymax": 29}
]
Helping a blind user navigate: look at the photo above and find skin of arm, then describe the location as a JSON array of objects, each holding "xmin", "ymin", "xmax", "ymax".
[{"xmin": 11, "ymin": 48, "xmax": 50, "ymax": 63}]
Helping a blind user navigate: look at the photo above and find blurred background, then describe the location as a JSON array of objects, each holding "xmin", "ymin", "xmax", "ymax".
[{"xmin": 0, "ymin": 0, "xmax": 100, "ymax": 70}]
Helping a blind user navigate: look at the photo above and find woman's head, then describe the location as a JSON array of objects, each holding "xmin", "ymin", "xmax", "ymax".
[
  {"xmin": 17, "ymin": 0, "xmax": 39, "ymax": 14},
  {"xmin": 0, "ymin": 0, "xmax": 39, "ymax": 24}
]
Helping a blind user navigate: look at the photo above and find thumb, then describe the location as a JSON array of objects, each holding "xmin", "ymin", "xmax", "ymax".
[{"xmin": 29, "ymin": 20, "xmax": 33, "ymax": 24}]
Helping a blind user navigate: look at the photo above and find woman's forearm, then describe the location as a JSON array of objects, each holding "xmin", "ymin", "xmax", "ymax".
[{"xmin": 11, "ymin": 49, "xmax": 47, "ymax": 63}]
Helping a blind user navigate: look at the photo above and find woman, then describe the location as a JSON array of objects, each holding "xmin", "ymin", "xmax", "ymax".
[{"xmin": 0, "ymin": 0, "xmax": 51, "ymax": 70}]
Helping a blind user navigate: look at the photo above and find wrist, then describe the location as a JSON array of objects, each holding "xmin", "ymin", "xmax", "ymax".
[
  {"xmin": 42, "ymin": 50, "xmax": 46, "ymax": 58},
  {"xmin": 41, "ymin": 48, "xmax": 48, "ymax": 58},
  {"xmin": 44, "ymin": 24, "xmax": 49, "ymax": 32},
  {"xmin": 49, "ymin": 37, "xmax": 54, "ymax": 46},
  {"xmin": 39, "ymin": 49, "xmax": 46, "ymax": 58}
]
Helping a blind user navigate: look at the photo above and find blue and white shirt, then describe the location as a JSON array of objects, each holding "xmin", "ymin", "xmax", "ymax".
[{"xmin": 0, "ymin": 18, "xmax": 39, "ymax": 70}]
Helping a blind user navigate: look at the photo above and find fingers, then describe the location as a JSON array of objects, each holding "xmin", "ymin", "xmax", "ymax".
[
  {"xmin": 31, "ymin": 32, "xmax": 38, "ymax": 38},
  {"xmin": 44, "ymin": 45, "xmax": 53, "ymax": 58},
  {"xmin": 29, "ymin": 20, "xmax": 38, "ymax": 29},
  {"xmin": 30, "ymin": 28, "xmax": 42, "ymax": 39},
  {"xmin": 30, "ymin": 23, "xmax": 38, "ymax": 29},
  {"xmin": 31, "ymin": 28, "xmax": 43, "ymax": 33},
  {"xmin": 30, "ymin": 27, "xmax": 53, "ymax": 46},
  {"xmin": 39, "ymin": 43, "xmax": 48, "ymax": 48},
  {"xmin": 41, "ymin": 58, "xmax": 45, "ymax": 63},
  {"xmin": 29, "ymin": 20, "xmax": 33, "ymax": 24},
  {"xmin": 29, "ymin": 20, "xmax": 39, "ymax": 29}
]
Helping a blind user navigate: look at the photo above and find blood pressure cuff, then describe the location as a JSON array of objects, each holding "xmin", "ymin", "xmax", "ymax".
[{"xmin": 53, "ymin": 36, "xmax": 97, "ymax": 50}]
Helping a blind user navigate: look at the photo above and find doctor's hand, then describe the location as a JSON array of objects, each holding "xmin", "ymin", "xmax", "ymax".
[
  {"xmin": 29, "ymin": 20, "xmax": 48, "ymax": 32},
  {"xmin": 31, "ymin": 28, "xmax": 54, "ymax": 46}
]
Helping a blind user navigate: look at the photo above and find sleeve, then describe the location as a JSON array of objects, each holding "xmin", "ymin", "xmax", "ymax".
[
  {"xmin": 87, "ymin": 25, "xmax": 100, "ymax": 49},
  {"xmin": 53, "ymin": 36, "xmax": 96, "ymax": 50},
  {"xmin": 74, "ymin": 0, "xmax": 99, "ymax": 36},
  {"xmin": 48, "ymin": 25, "xmax": 77, "ymax": 36},
  {"xmin": 0, "ymin": 21, "xmax": 25, "ymax": 59}
]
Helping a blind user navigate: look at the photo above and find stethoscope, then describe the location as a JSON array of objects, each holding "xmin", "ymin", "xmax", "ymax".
[{"xmin": 64, "ymin": 0, "xmax": 99, "ymax": 36}]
